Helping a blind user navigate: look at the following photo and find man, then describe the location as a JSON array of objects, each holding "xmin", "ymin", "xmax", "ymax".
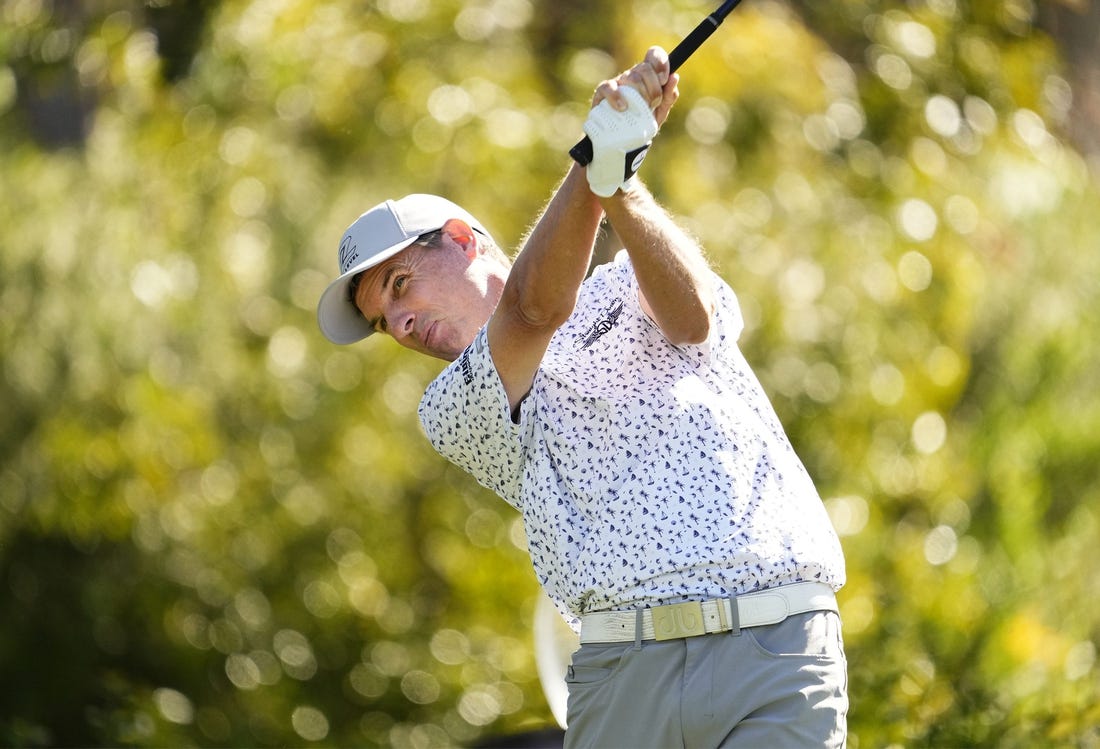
[{"xmin": 317, "ymin": 47, "xmax": 847, "ymax": 748}]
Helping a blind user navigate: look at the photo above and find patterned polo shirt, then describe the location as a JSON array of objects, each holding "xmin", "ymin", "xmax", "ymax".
[{"xmin": 419, "ymin": 251, "xmax": 845, "ymax": 628}]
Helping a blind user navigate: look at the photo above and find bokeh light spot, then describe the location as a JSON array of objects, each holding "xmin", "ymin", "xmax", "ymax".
[{"xmin": 291, "ymin": 706, "xmax": 329, "ymax": 742}]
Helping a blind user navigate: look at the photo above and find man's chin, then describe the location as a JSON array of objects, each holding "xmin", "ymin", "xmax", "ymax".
[
  {"xmin": 419, "ymin": 328, "xmax": 478, "ymax": 363},
  {"xmin": 429, "ymin": 342, "xmax": 464, "ymax": 363}
]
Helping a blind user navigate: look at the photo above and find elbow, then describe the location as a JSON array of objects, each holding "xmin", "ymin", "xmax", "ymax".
[
  {"xmin": 518, "ymin": 304, "xmax": 573, "ymax": 335},
  {"xmin": 646, "ymin": 289, "xmax": 715, "ymax": 346},
  {"xmin": 661, "ymin": 299, "xmax": 714, "ymax": 346},
  {"xmin": 500, "ymin": 285, "xmax": 577, "ymax": 335},
  {"xmin": 679, "ymin": 328, "xmax": 711, "ymax": 347},
  {"xmin": 665, "ymin": 316, "xmax": 712, "ymax": 346}
]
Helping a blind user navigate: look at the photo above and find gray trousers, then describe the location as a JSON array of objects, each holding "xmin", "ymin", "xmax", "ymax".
[{"xmin": 564, "ymin": 611, "xmax": 847, "ymax": 748}]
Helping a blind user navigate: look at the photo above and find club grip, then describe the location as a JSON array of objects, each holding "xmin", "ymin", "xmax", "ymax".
[
  {"xmin": 667, "ymin": 15, "xmax": 722, "ymax": 71},
  {"xmin": 569, "ymin": 15, "xmax": 724, "ymax": 166}
]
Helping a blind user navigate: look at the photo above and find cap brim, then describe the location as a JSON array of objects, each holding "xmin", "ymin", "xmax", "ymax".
[{"xmin": 316, "ymin": 239, "xmax": 416, "ymax": 345}]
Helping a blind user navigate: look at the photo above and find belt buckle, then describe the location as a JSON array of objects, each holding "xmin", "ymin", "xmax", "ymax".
[{"xmin": 652, "ymin": 601, "xmax": 706, "ymax": 641}]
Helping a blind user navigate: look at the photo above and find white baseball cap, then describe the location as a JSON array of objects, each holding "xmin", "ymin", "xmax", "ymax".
[{"xmin": 316, "ymin": 194, "xmax": 492, "ymax": 345}]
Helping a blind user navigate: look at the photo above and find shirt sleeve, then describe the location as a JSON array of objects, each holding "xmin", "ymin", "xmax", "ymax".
[{"xmin": 418, "ymin": 326, "xmax": 527, "ymax": 508}]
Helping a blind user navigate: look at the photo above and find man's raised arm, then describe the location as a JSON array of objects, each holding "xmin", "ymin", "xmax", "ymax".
[
  {"xmin": 487, "ymin": 166, "xmax": 603, "ymax": 414},
  {"xmin": 601, "ymin": 184, "xmax": 715, "ymax": 346},
  {"xmin": 487, "ymin": 46, "xmax": 683, "ymax": 413}
]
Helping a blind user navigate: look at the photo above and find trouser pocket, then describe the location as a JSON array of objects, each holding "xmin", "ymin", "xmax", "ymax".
[{"xmin": 745, "ymin": 610, "xmax": 845, "ymax": 660}]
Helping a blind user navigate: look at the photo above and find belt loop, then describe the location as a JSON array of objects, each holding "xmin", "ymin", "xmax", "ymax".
[
  {"xmin": 633, "ymin": 606, "xmax": 644, "ymax": 650},
  {"xmin": 728, "ymin": 595, "xmax": 741, "ymax": 636}
]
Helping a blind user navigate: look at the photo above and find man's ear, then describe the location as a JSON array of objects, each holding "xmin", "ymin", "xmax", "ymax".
[{"xmin": 441, "ymin": 218, "xmax": 478, "ymax": 259}]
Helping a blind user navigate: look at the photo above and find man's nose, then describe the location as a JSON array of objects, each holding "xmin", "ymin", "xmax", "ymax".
[{"xmin": 386, "ymin": 306, "xmax": 416, "ymax": 340}]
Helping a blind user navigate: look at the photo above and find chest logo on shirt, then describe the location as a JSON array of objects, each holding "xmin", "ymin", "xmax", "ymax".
[
  {"xmin": 458, "ymin": 348, "xmax": 474, "ymax": 385},
  {"xmin": 579, "ymin": 298, "xmax": 624, "ymax": 350}
]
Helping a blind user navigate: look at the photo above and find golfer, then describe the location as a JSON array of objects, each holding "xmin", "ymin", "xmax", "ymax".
[{"xmin": 317, "ymin": 47, "xmax": 847, "ymax": 748}]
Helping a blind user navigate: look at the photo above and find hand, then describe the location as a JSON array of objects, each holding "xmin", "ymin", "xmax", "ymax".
[
  {"xmin": 591, "ymin": 47, "xmax": 680, "ymax": 128},
  {"xmin": 582, "ymin": 87, "xmax": 658, "ymax": 197},
  {"xmin": 582, "ymin": 47, "xmax": 681, "ymax": 196}
]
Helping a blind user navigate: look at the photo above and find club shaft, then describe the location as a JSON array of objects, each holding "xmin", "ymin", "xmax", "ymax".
[{"xmin": 569, "ymin": 0, "xmax": 744, "ymax": 166}]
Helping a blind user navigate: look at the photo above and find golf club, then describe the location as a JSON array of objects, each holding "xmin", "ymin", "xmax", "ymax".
[{"xmin": 569, "ymin": 0, "xmax": 745, "ymax": 166}]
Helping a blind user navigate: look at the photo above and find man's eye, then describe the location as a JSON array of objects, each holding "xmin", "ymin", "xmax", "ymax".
[{"xmin": 394, "ymin": 276, "xmax": 407, "ymax": 291}]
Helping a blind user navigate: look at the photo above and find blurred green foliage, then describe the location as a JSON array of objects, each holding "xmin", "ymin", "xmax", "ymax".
[{"xmin": 2, "ymin": 0, "xmax": 1099, "ymax": 746}]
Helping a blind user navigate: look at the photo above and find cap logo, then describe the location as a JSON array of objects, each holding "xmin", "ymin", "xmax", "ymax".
[{"xmin": 338, "ymin": 236, "xmax": 359, "ymax": 274}]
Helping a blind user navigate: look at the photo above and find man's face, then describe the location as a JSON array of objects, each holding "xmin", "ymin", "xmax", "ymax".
[{"xmin": 352, "ymin": 229, "xmax": 500, "ymax": 362}]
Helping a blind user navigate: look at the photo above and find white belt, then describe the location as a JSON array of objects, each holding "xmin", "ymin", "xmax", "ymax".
[{"xmin": 579, "ymin": 582, "xmax": 838, "ymax": 644}]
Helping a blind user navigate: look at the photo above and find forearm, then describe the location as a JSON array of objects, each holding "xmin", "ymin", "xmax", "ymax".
[
  {"xmin": 487, "ymin": 163, "xmax": 604, "ymax": 411},
  {"xmin": 601, "ymin": 183, "xmax": 714, "ymax": 345},
  {"xmin": 503, "ymin": 164, "xmax": 604, "ymax": 330}
]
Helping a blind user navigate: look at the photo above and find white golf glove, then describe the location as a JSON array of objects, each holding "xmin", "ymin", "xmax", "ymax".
[{"xmin": 582, "ymin": 86, "xmax": 659, "ymax": 197}]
